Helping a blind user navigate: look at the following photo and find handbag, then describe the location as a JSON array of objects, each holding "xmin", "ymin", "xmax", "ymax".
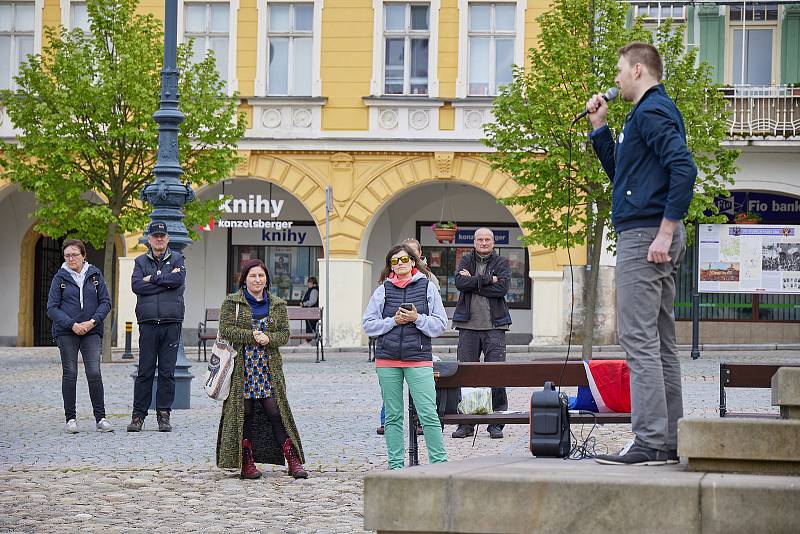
[{"xmin": 203, "ymin": 303, "xmax": 239, "ymax": 401}]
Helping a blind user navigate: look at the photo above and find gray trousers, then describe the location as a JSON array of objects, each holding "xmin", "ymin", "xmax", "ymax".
[
  {"xmin": 616, "ymin": 224, "xmax": 686, "ymax": 451},
  {"xmin": 456, "ymin": 329, "xmax": 508, "ymax": 428}
]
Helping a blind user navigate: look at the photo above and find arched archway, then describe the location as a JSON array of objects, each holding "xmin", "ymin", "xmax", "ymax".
[
  {"xmin": 353, "ymin": 158, "xmax": 537, "ymax": 344},
  {"xmin": 17, "ymin": 224, "xmax": 125, "ymax": 346},
  {"xmin": 180, "ymin": 173, "xmax": 326, "ymax": 338}
]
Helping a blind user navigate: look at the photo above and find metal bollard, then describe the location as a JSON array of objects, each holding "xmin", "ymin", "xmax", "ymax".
[{"xmin": 122, "ymin": 321, "xmax": 134, "ymax": 360}]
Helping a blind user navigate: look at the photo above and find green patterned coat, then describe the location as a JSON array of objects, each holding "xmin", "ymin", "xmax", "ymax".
[{"xmin": 215, "ymin": 290, "xmax": 305, "ymax": 468}]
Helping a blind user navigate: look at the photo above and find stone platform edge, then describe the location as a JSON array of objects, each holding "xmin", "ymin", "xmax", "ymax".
[{"xmin": 363, "ymin": 456, "xmax": 800, "ymax": 534}]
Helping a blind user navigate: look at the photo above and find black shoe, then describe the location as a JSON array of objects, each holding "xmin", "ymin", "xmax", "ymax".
[
  {"xmin": 594, "ymin": 442, "xmax": 668, "ymax": 466},
  {"xmin": 487, "ymin": 425, "xmax": 504, "ymax": 439},
  {"xmin": 451, "ymin": 425, "xmax": 474, "ymax": 439},
  {"xmin": 666, "ymin": 449, "xmax": 679, "ymax": 464},
  {"xmin": 126, "ymin": 415, "xmax": 144, "ymax": 432},
  {"xmin": 376, "ymin": 425, "xmax": 384, "ymax": 435},
  {"xmin": 156, "ymin": 410, "xmax": 172, "ymax": 432}
]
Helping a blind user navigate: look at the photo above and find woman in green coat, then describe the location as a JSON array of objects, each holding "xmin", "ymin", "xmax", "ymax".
[{"xmin": 216, "ymin": 259, "xmax": 308, "ymax": 479}]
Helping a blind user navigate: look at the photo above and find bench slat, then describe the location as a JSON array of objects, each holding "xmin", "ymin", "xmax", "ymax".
[
  {"xmin": 435, "ymin": 361, "xmax": 589, "ymax": 388},
  {"xmin": 440, "ymin": 412, "xmax": 631, "ymax": 425},
  {"xmin": 721, "ymin": 362, "xmax": 800, "ymax": 388},
  {"xmin": 287, "ymin": 306, "xmax": 322, "ymax": 320}
]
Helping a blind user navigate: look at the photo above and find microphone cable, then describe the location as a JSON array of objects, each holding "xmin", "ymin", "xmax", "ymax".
[
  {"xmin": 557, "ymin": 120, "xmax": 577, "ymax": 392},
  {"xmin": 566, "ymin": 411, "xmax": 606, "ymax": 460}
]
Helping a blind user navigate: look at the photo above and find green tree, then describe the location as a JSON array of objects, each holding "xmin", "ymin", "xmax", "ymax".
[
  {"xmin": 485, "ymin": 0, "xmax": 737, "ymax": 357},
  {"xmin": 0, "ymin": 0, "xmax": 245, "ymax": 358}
]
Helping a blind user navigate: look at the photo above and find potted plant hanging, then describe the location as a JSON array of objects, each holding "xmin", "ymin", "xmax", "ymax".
[
  {"xmin": 432, "ymin": 221, "xmax": 458, "ymax": 243},
  {"xmin": 733, "ymin": 211, "xmax": 762, "ymax": 225}
]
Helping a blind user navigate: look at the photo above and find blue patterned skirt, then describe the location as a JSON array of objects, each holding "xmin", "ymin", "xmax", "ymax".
[{"xmin": 243, "ymin": 316, "xmax": 274, "ymax": 399}]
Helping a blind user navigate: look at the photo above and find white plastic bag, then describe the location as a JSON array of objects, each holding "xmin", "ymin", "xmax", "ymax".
[{"xmin": 457, "ymin": 387, "xmax": 493, "ymax": 415}]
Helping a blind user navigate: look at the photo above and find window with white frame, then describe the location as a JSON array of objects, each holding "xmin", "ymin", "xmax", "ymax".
[
  {"xmin": 267, "ymin": 2, "xmax": 313, "ymax": 95},
  {"xmin": 0, "ymin": 1, "xmax": 35, "ymax": 91},
  {"xmin": 70, "ymin": 1, "xmax": 89, "ymax": 32},
  {"xmin": 383, "ymin": 3, "xmax": 429, "ymax": 95},
  {"xmin": 633, "ymin": 3, "xmax": 686, "ymax": 42},
  {"xmin": 467, "ymin": 2, "xmax": 515, "ymax": 96},
  {"xmin": 729, "ymin": 3, "xmax": 778, "ymax": 86},
  {"xmin": 633, "ymin": 2, "xmax": 686, "ymax": 24},
  {"xmin": 185, "ymin": 2, "xmax": 230, "ymax": 86}
]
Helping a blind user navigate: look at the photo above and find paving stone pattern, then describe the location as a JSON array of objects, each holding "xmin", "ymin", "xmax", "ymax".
[{"xmin": 0, "ymin": 347, "xmax": 794, "ymax": 532}]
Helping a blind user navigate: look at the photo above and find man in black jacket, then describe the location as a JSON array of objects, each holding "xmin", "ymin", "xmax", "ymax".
[
  {"xmin": 451, "ymin": 228, "xmax": 512, "ymax": 439},
  {"xmin": 127, "ymin": 221, "xmax": 186, "ymax": 433}
]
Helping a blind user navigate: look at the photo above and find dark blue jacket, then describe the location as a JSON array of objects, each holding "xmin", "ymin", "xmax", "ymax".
[
  {"xmin": 46, "ymin": 265, "xmax": 112, "ymax": 339},
  {"xmin": 131, "ymin": 247, "xmax": 186, "ymax": 324},
  {"xmin": 453, "ymin": 250, "xmax": 512, "ymax": 328},
  {"xmin": 590, "ymin": 84, "xmax": 697, "ymax": 232},
  {"xmin": 375, "ymin": 278, "xmax": 432, "ymax": 361}
]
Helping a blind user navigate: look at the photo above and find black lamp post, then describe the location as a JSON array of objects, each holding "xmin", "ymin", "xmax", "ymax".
[{"xmin": 137, "ymin": 0, "xmax": 194, "ymax": 409}]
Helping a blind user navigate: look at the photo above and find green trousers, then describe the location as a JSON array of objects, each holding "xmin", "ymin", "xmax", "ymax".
[{"xmin": 377, "ymin": 366, "xmax": 447, "ymax": 469}]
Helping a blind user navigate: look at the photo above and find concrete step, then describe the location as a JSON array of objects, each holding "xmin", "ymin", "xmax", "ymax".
[
  {"xmin": 364, "ymin": 456, "xmax": 800, "ymax": 534},
  {"xmin": 679, "ymin": 417, "xmax": 800, "ymax": 475}
]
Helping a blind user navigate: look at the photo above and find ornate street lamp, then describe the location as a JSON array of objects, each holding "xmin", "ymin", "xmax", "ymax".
[{"xmin": 138, "ymin": 0, "xmax": 194, "ymax": 408}]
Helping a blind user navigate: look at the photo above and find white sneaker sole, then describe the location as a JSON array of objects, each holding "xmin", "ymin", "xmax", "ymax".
[{"xmin": 96, "ymin": 427, "xmax": 114, "ymax": 433}]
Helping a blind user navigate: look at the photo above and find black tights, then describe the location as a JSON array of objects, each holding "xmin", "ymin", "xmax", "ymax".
[{"xmin": 243, "ymin": 397, "xmax": 288, "ymax": 446}]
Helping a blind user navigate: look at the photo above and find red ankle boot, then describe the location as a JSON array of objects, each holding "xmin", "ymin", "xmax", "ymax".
[
  {"xmin": 240, "ymin": 439, "xmax": 262, "ymax": 479},
  {"xmin": 282, "ymin": 438, "xmax": 308, "ymax": 479}
]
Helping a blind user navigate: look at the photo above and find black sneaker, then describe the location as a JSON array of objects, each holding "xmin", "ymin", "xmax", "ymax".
[
  {"xmin": 666, "ymin": 449, "xmax": 679, "ymax": 464},
  {"xmin": 451, "ymin": 424, "xmax": 474, "ymax": 438},
  {"xmin": 376, "ymin": 425, "xmax": 385, "ymax": 435},
  {"xmin": 487, "ymin": 425, "xmax": 504, "ymax": 439},
  {"xmin": 156, "ymin": 411, "xmax": 172, "ymax": 433},
  {"xmin": 594, "ymin": 442, "xmax": 668, "ymax": 466},
  {"xmin": 126, "ymin": 415, "xmax": 144, "ymax": 432}
]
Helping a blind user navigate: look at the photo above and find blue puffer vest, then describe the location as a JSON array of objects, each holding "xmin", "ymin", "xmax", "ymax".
[{"xmin": 374, "ymin": 277, "xmax": 431, "ymax": 362}]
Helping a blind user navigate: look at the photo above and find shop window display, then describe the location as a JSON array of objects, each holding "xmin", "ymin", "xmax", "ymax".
[
  {"xmin": 425, "ymin": 245, "xmax": 529, "ymax": 308},
  {"xmin": 230, "ymin": 244, "xmax": 322, "ymax": 304}
]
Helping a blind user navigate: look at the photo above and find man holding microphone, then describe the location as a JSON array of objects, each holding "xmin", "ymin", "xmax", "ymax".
[{"xmin": 584, "ymin": 42, "xmax": 697, "ymax": 466}]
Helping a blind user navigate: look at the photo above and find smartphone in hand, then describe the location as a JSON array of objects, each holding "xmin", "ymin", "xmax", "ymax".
[{"xmin": 399, "ymin": 303, "xmax": 413, "ymax": 311}]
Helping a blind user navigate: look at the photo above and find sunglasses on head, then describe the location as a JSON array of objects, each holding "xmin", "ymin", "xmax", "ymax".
[{"xmin": 390, "ymin": 255, "xmax": 411, "ymax": 266}]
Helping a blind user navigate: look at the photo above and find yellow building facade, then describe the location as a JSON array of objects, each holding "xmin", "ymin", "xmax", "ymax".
[{"xmin": 1, "ymin": 0, "xmax": 583, "ymax": 348}]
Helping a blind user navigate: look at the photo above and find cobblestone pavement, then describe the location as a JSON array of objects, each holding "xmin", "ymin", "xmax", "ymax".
[{"xmin": 1, "ymin": 347, "xmax": 796, "ymax": 533}]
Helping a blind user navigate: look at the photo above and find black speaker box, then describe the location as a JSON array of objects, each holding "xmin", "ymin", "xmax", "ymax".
[{"xmin": 529, "ymin": 381, "xmax": 571, "ymax": 458}]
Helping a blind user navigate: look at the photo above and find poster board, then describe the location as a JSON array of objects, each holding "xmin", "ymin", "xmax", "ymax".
[{"xmin": 697, "ymin": 224, "xmax": 800, "ymax": 294}]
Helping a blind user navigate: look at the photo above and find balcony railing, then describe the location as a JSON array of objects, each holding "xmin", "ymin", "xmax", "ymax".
[{"xmin": 721, "ymin": 85, "xmax": 800, "ymax": 138}]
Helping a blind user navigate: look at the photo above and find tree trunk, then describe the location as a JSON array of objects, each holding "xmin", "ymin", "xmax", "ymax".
[
  {"xmin": 101, "ymin": 222, "xmax": 118, "ymax": 363},
  {"xmin": 580, "ymin": 214, "xmax": 605, "ymax": 360}
]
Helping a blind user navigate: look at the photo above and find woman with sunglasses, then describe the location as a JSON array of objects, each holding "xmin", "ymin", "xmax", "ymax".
[{"xmin": 362, "ymin": 244, "xmax": 449, "ymax": 469}]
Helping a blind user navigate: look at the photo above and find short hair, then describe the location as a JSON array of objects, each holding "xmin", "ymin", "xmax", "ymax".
[
  {"xmin": 401, "ymin": 237, "xmax": 422, "ymax": 254},
  {"xmin": 618, "ymin": 41, "xmax": 663, "ymax": 81},
  {"xmin": 307, "ymin": 276, "xmax": 318, "ymax": 285},
  {"xmin": 238, "ymin": 259, "xmax": 271, "ymax": 291},
  {"xmin": 62, "ymin": 239, "xmax": 86, "ymax": 256}
]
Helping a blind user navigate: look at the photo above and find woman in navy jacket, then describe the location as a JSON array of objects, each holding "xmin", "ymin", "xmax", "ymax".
[{"xmin": 46, "ymin": 239, "xmax": 113, "ymax": 434}]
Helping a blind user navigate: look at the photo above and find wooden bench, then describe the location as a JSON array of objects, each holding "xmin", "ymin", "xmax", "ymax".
[
  {"xmin": 368, "ymin": 307, "xmax": 458, "ymax": 362},
  {"xmin": 197, "ymin": 308, "xmax": 220, "ymax": 362},
  {"xmin": 287, "ymin": 306, "xmax": 324, "ymax": 363},
  {"xmin": 719, "ymin": 362, "xmax": 800, "ymax": 417},
  {"xmin": 405, "ymin": 360, "xmax": 631, "ymax": 466}
]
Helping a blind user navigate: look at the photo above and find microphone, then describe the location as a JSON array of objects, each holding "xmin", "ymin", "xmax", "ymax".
[{"xmin": 572, "ymin": 87, "xmax": 619, "ymax": 124}]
